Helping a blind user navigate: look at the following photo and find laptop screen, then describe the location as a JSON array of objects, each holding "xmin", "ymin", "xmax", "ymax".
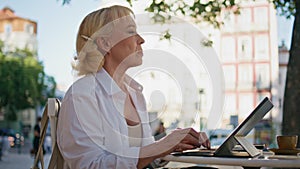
[
  {"xmin": 171, "ymin": 97, "xmax": 274, "ymax": 157},
  {"xmin": 214, "ymin": 97, "xmax": 274, "ymax": 157}
]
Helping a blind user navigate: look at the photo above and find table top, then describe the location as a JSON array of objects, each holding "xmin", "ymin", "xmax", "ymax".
[{"xmin": 163, "ymin": 152, "xmax": 300, "ymax": 168}]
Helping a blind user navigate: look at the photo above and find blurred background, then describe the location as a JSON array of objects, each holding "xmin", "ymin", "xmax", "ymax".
[{"xmin": 0, "ymin": 0, "xmax": 297, "ymax": 168}]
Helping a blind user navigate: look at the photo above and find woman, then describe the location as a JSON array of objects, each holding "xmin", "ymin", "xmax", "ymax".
[{"xmin": 57, "ymin": 5, "xmax": 210, "ymax": 169}]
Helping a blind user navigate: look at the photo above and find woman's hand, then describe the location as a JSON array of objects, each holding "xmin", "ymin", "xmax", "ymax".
[
  {"xmin": 198, "ymin": 131, "xmax": 210, "ymax": 149},
  {"xmin": 138, "ymin": 128, "xmax": 210, "ymax": 168},
  {"xmin": 157, "ymin": 128, "xmax": 210, "ymax": 156}
]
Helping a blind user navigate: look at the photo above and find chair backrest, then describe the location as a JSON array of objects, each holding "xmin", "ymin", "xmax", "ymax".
[
  {"xmin": 47, "ymin": 98, "xmax": 65, "ymax": 169},
  {"xmin": 32, "ymin": 98, "xmax": 64, "ymax": 169},
  {"xmin": 47, "ymin": 98, "xmax": 61, "ymax": 150}
]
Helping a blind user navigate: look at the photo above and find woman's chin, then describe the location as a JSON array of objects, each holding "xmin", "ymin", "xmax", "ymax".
[{"xmin": 132, "ymin": 60, "xmax": 143, "ymax": 67}]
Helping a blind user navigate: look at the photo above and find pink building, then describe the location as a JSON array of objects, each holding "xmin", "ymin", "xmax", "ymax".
[{"xmin": 219, "ymin": 1, "xmax": 280, "ymax": 135}]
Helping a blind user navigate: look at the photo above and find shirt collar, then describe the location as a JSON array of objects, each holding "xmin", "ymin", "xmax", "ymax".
[{"xmin": 95, "ymin": 68, "xmax": 143, "ymax": 95}]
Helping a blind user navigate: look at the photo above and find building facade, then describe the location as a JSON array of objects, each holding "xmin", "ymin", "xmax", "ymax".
[
  {"xmin": 0, "ymin": 7, "xmax": 37, "ymax": 53},
  {"xmin": 219, "ymin": 1, "xmax": 279, "ymax": 123},
  {"xmin": 217, "ymin": 0, "xmax": 280, "ymax": 145}
]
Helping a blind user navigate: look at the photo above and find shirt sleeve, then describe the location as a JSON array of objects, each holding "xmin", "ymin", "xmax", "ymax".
[{"xmin": 57, "ymin": 92, "xmax": 140, "ymax": 169}]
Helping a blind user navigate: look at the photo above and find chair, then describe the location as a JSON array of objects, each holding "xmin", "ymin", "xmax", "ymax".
[{"xmin": 32, "ymin": 98, "xmax": 64, "ymax": 169}]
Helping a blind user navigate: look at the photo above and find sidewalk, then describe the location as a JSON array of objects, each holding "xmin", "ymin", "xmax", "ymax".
[
  {"xmin": 0, "ymin": 152, "xmax": 237, "ymax": 169},
  {"xmin": 0, "ymin": 138, "xmax": 50, "ymax": 169},
  {"xmin": 0, "ymin": 139, "xmax": 249, "ymax": 169},
  {"xmin": 0, "ymin": 151, "xmax": 252, "ymax": 169},
  {"xmin": 0, "ymin": 151, "xmax": 50, "ymax": 169}
]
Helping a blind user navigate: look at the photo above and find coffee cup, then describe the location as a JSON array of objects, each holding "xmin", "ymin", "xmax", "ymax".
[{"xmin": 277, "ymin": 135, "xmax": 298, "ymax": 150}]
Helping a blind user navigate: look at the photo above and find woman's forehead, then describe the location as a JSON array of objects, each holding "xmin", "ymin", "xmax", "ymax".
[{"xmin": 114, "ymin": 15, "xmax": 136, "ymax": 28}]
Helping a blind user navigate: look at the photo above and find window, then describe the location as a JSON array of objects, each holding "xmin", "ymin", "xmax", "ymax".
[
  {"xmin": 255, "ymin": 35, "xmax": 269, "ymax": 60},
  {"xmin": 255, "ymin": 64, "xmax": 270, "ymax": 89},
  {"xmin": 4, "ymin": 24, "xmax": 12, "ymax": 34},
  {"xmin": 238, "ymin": 64, "xmax": 253, "ymax": 89},
  {"xmin": 223, "ymin": 65, "xmax": 236, "ymax": 89},
  {"xmin": 239, "ymin": 93, "xmax": 254, "ymax": 118},
  {"xmin": 278, "ymin": 67, "xmax": 288, "ymax": 86},
  {"xmin": 224, "ymin": 94, "xmax": 237, "ymax": 118},
  {"xmin": 237, "ymin": 8, "xmax": 251, "ymax": 24},
  {"xmin": 221, "ymin": 37, "xmax": 236, "ymax": 62},
  {"xmin": 237, "ymin": 8, "xmax": 252, "ymax": 31},
  {"xmin": 254, "ymin": 7, "xmax": 268, "ymax": 30},
  {"xmin": 278, "ymin": 71, "xmax": 282, "ymax": 85},
  {"xmin": 238, "ymin": 36, "xmax": 252, "ymax": 60},
  {"xmin": 222, "ymin": 11, "xmax": 235, "ymax": 32},
  {"xmin": 25, "ymin": 23, "xmax": 34, "ymax": 34}
]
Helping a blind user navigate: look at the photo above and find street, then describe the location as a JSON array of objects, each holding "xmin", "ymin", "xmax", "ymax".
[
  {"xmin": 0, "ymin": 139, "xmax": 50, "ymax": 169},
  {"xmin": 0, "ymin": 139, "xmax": 247, "ymax": 169},
  {"xmin": 0, "ymin": 151, "xmax": 50, "ymax": 169},
  {"xmin": 0, "ymin": 151, "xmax": 240, "ymax": 169}
]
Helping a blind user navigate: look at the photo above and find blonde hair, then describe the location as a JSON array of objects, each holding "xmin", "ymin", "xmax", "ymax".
[{"xmin": 72, "ymin": 5, "xmax": 134, "ymax": 76}]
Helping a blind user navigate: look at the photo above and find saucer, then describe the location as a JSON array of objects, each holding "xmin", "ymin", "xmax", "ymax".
[{"xmin": 268, "ymin": 148, "xmax": 300, "ymax": 155}]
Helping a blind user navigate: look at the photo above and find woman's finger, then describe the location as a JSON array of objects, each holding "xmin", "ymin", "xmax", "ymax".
[
  {"xmin": 199, "ymin": 132, "xmax": 210, "ymax": 149},
  {"xmin": 183, "ymin": 133, "xmax": 201, "ymax": 147},
  {"xmin": 185, "ymin": 128, "xmax": 200, "ymax": 139},
  {"xmin": 174, "ymin": 143, "xmax": 195, "ymax": 152},
  {"xmin": 172, "ymin": 128, "xmax": 210, "ymax": 148}
]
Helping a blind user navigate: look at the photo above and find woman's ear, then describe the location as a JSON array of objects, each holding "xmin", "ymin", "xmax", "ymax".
[{"xmin": 96, "ymin": 37, "xmax": 111, "ymax": 53}]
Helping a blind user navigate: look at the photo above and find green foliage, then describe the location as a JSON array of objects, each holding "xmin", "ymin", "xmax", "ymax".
[
  {"xmin": 60, "ymin": 0, "xmax": 239, "ymax": 28},
  {"xmin": 60, "ymin": 0, "xmax": 71, "ymax": 5},
  {"xmin": 159, "ymin": 30, "xmax": 172, "ymax": 41},
  {"xmin": 143, "ymin": 0, "xmax": 240, "ymax": 28},
  {"xmin": 271, "ymin": 0, "xmax": 296, "ymax": 18},
  {"xmin": 59, "ymin": 0, "xmax": 296, "ymax": 24},
  {"xmin": 0, "ymin": 45, "xmax": 56, "ymax": 121},
  {"xmin": 126, "ymin": 0, "xmax": 137, "ymax": 7}
]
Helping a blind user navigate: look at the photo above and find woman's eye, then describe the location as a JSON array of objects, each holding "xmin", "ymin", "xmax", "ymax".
[{"xmin": 128, "ymin": 30, "xmax": 136, "ymax": 34}]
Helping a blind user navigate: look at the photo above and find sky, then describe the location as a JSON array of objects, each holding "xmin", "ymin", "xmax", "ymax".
[{"xmin": 0, "ymin": 0, "xmax": 294, "ymax": 91}]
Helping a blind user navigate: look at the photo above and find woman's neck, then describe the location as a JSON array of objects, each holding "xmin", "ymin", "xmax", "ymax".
[{"xmin": 103, "ymin": 64, "xmax": 127, "ymax": 92}]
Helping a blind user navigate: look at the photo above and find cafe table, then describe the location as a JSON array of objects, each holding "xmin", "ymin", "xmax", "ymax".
[{"xmin": 163, "ymin": 152, "xmax": 300, "ymax": 169}]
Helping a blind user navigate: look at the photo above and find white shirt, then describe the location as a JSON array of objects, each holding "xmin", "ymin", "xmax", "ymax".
[{"xmin": 57, "ymin": 69, "xmax": 155, "ymax": 169}]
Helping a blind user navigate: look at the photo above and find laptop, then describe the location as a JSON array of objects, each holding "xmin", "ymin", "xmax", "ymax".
[{"xmin": 172, "ymin": 97, "xmax": 274, "ymax": 158}]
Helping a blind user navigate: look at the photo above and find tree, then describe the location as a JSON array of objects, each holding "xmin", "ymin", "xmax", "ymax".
[
  {"xmin": 0, "ymin": 45, "xmax": 56, "ymax": 123},
  {"xmin": 274, "ymin": 0, "xmax": 300, "ymax": 147},
  {"xmin": 60, "ymin": 0, "xmax": 300, "ymax": 146}
]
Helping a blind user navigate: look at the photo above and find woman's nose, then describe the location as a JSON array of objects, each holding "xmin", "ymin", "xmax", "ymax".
[{"xmin": 137, "ymin": 34, "xmax": 145, "ymax": 44}]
